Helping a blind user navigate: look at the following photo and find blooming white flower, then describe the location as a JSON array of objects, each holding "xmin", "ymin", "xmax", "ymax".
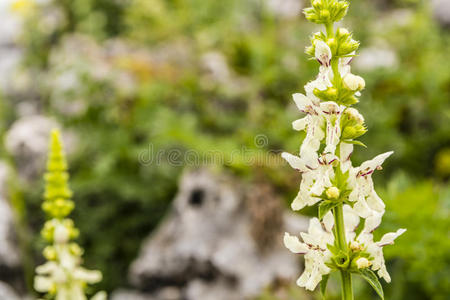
[
  {"xmin": 314, "ymin": 40, "xmax": 332, "ymax": 67},
  {"xmin": 284, "ymin": 217, "xmax": 333, "ymax": 290},
  {"xmin": 320, "ymin": 101, "xmax": 345, "ymax": 154},
  {"xmin": 284, "ymin": 205, "xmax": 372, "ymax": 291},
  {"xmin": 282, "ymin": 152, "xmax": 337, "ymax": 210},
  {"xmin": 355, "ymin": 213, "xmax": 406, "ymax": 282},
  {"xmin": 304, "ymin": 52, "xmax": 354, "ymax": 104},
  {"xmin": 339, "ymin": 142, "xmax": 354, "ymax": 172},
  {"xmin": 35, "ymin": 251, "xmax": 103, "ymax": 300},
  {"xmin": 347, "ymin": 151, "xmax": 394, "ymax": 218},
  {"xmin": 292, "ymin": 93, "xmax": 325, "ymax": 168}
]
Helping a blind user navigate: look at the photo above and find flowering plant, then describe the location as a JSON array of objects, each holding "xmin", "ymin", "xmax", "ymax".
[
  {"xmin": 34, "ymin": 130, "xmax": 106, "ymax": 300},
  {"xmin": 282, "ymin": 1, "xmax": 405, "ymax": 299}
]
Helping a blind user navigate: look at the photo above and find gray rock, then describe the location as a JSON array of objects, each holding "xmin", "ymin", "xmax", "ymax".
[
  {"xmin": 4, "ymin": 116, "xmax": 76, "ymax": 182},
  {"xmin": 120, "ymin": 168, "xmax": 307, "ymax": 300},
  {"xmin": 0, "ymin": 162, "xmax": 20, "ymax": 269},
  {"xmin": 0, "ymin": 281, "xmax": 21, "ymax": 300},
  {"xmin": 432, "ymin": 0, "xmax": 450, "ymax": 27}
]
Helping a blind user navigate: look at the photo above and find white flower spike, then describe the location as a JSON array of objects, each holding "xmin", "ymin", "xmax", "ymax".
[{"xmin": 281, "ymin": 1, "xmax": 405, "ymax": 298}]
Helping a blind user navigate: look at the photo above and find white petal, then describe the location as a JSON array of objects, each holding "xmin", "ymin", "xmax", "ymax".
[
  {"xmin": 292, "ymin": 117, "xmax": 308, "ymax": 131},
  {"xmin": 377, "ymin": 265, "xmax": 391, "ymax": 283},
  {"xmin": 74, "ymin": 268, "xmax": 102, "ymax": 283},
  {"xmin": 36, "ymin": 261, "xmax": 58, "ymax": 275},
  {"xmin": 308, "ymin": 218, "xmax": 323, "ymax": 235},
  {"xmin": 91, "ymin": 291, "xmax": 107, "ymax": 300},
  {"xmin": 340, "ymin": 142, "xmax": 353, "ymax": 173},
  {"xmin": 296, "ymin": 270, "xmax": 309, "ymax": 287},
  {"xmin": 360, "ymin": 151, "xmax": 394, "ymax": 172},
  {"xmin": 292, "ymin": 93, "xmax": 311, "ymax": 112},
  {"xmin": 364, "ymin": 212, "xmax": 383, "ymax": 233},
  {"xmin": 322, "ymin": 211, "xmax": 334, "ymax": 232},
  {"xmin": 366, "ymin": 190, "xmax": 385, "ymax": 212},
  {"xmin": 284, "ymin": 232, "xmax": 308, "ymax": 254},
  {"xmin": 281, "ymin": 152, "xmax": 307, "ymax": 172},
  {"xmin": 378, "ymin": 229, "xmax": 406, "ymax": 247},
  {"xmin": 343, "ymin": 205, "xmax": 360, "ymax": 231},
  {"xmin": 320, "ymin": 101, "xmax": 339, "ymax": 114},
  {"xmin": 34, "ymin": 276, "xmax": 53, "ymax": 292},
  {"xmin": 352, "ymin": 198, "xmax": 372, "ymax": 218},
  {"xmin": 291, "ymin": 190, "xmax": 311, "ymax": 211}
]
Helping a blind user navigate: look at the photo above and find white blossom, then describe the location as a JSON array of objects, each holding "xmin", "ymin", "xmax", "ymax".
[
  {"xmin": 35, "ymin": 252, "xmax": 103, "ymax": 300},
  {"xmin": 320, "ymin": 101, "xmax": 345, "ymax": 154},
  {"xmin": 355, "ymin": 214, "xmax": 406, "ymax": 282},
  {"xmin": 284, "ymin": 217, "xmax": 334, "ymax": 290},
  {"xmin": 347, "ymin": 152, "xmax": 394, "ymax": 218},
  {"xmin": 282, "ymin": 152, "xmax": 337, "ymax": 211},
  {"xmin": 292, "ymin": 93, "xmax": 325, "ymax": 168},
  {"xmin": 314, "ymin": 40, "xmax": 332, "ymax": 67}
]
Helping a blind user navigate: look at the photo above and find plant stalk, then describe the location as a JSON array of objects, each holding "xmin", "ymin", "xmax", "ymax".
[{"xmin": 333, "ymin": 203, "xmax": 354, "ymax": 300}]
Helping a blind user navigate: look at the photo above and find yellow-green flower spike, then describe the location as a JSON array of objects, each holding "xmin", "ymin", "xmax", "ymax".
[
  {"xmin": 43, "ymin": 129, "xmax": 74, "ymax": 219},
  {"xmin": 35, "ymin": 129, "xmax": 105, "ymax": 300}
]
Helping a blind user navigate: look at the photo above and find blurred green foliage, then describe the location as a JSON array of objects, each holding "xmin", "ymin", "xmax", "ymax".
[{"xmin": 3, "ymin": 0, "xmax": 449, "ymax": 297}]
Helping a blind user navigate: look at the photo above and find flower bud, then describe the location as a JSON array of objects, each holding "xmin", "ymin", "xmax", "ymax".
[
  {"xmin": 54, "ymin": 223, "xmax": 70, "ymax": 244},
  {"xmin": 345, "ymin": 108, "xmax": 364, "ymax": 123},
  {"xmin": 327, "ymin": 38, "xmax": 338, "ymax": 54},
  {"xmin": 43, "ymin": 246, "xmax": 57, "ymax": 261},
  {"xmin": 350, "ymin": 240, "xmax": 362, "ymax": 251},
  {"xmin": 356, "ymin": 257, "xmax": 371, "ymax": 269},
  {"xmin": 320, "ymin": 9, "xmax": 330, "ymax": 20},
  {"xmin": 343, "ymin": 73, "xmax": 365, "ymax": 91},
  {"xmin": 337, "ymin": 28, "xmax": 350, "ymax": 37},
  {"xmin": 326, "ymin": 187, "xmax": 340, "ymax": 199}
]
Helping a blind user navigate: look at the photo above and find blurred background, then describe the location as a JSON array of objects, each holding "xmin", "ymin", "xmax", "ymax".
[{"xmin": 0, "ymin": 0, "xmax": 448, "ymax": 299}]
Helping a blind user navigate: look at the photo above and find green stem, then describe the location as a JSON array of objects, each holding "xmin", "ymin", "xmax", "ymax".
[
  {"xmin": 333, "ymin": 203, "xmax": 354, "ymax": 300},
  {"xmin": 333, "ymin": 204, "xmax": 347, "ymax": 250},
  {"xmin": 325, "ymin": 23, "xmax": 334, "ymax": 37},
  {"xmin": 340, "ymin": 269, "xmax": 354, "ymax": 300}
]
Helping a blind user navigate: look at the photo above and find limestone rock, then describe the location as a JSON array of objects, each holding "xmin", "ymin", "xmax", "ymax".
[
  {"xmin": 118, "ymin": 168, "xmax": 307, "ymax": 300},
  {"xmin": 432, "ymin": 0, "xmax": 450, "ymax": 28},
  {"xmin": 0, "ymin": 281, "xmax": 21, "ymax": 300}
]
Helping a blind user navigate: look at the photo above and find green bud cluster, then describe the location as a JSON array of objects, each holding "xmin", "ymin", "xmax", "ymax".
[
  {"xmin": 334, "ymin": 28, "xmax": 359, "ymax": 56},
  {"xmin": 327, "ymin": 242, "xmax": 372, "ymax": 272},
  {"xmin": 313, "ymin": 86, "xmax": 359, "ymax": 106},
  {"xmin": 341, "ymin": 108, "xmax": 367, "ymax": 140},
  {"xmin": 303, "ymin": 0, "xmax": 349, "ymax": 24},
  {"xmin": 35, "ymin": 129, "xmax": 105, "ymax": 299},
  {"xmin": 305, "ymin": 29, "xmax": 359, "ymax": 60},
  {"xmin": 43, "ymin": 130, "xmax": 74, "ymax": 219}
]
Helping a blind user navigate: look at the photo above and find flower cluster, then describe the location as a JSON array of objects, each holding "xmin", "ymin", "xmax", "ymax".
[
  {"xmin": 34, "ymin": 130, "xmax": 106, "ymax": 300},
  {"xmin": 281, "ymin": 1, "xmax": 405, "ymax": 298}
]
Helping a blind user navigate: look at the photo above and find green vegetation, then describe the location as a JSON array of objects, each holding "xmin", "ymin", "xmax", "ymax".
[{"xmin": 0, "ymin": 0, "xmax": 448, "ymax": 298}]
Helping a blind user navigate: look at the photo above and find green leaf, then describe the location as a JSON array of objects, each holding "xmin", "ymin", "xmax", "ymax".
[
  {"xmin": 327, "ymin": 243, "xmax": 340, "ymax": 256},
  {"xmin": 359, "ymin": 268, "xmax": 384, "ymax": 300},
  {"xmin": 318, "ymin": 201, "xmax": 339, "ymax": 220},
  {"xmin": 320, "ymin": 274, "xmax": 330, "ymax": 299},
  {"xmin": 354, "ymin": 217, "xmax": 365, "ymax": 238},
  {"xmin": 343, "ymin": 139, "xmax": 367, "ymax": 148}
]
